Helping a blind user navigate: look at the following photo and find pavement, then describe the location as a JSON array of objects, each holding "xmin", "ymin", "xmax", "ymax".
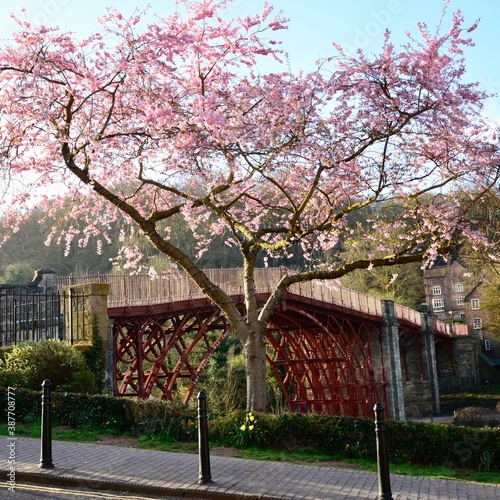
[{"xmin": 2, "ymin": 436, "xmax": 500, "ymax": 499}]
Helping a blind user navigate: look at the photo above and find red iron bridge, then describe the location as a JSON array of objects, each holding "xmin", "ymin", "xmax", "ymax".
[{"xmin": 59, "ymin": 268, "xmax": 472, "ymax": 420}]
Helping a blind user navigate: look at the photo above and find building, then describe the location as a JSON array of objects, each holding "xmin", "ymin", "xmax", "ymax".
[
  {"xmin": 423, "ymin": 261, "xmax": 500, "ymax": 384},
  {"xmin": 423, "ymin": 260, "xmax": 468, "ymax": 322}
]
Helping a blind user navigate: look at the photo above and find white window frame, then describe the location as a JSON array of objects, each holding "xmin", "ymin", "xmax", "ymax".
[
  {"xmin": 432, "ymin": 298, "xmax": 445, "ymax": 311},
  {"xmin": 456, "ymin": 296, "xmax": 464, "ymax": 306},
  {"xmin": 455, "ymin": 283, "xmax": 464, "ymax": 292},
  {"xmin": 432, "ymin": 286, "xmax": 442, "ymax": 295},
  {"xmin": 471, "ymin": 298, "xmax": 480, "ymax": 310},
  {"xmin": 473, "ymin": 317, "xmax": 482, "ymax": 330}
]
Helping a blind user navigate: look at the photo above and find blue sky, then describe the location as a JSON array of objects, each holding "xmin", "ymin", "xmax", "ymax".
[{"xmin": 2, "ymin": 0, "xmax": 499, "ymax": 118}]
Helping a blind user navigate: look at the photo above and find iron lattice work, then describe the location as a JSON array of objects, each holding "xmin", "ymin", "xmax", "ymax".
[
  {"xmin": 113, "ymin": 304, "xmax": 229, "ymax": 403},
  {"xmin": 266, "ymin": 298, "xmax": 388, "ymax": 417}
]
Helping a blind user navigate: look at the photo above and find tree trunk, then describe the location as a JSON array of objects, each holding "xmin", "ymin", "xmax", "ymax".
[{"xmin": 244, "ymin": 330, "xmax": 268, "ymax": 412}]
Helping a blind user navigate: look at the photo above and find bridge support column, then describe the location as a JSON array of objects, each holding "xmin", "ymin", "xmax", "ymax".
[
  {"xmin": 452, "ymin": 336, "xmax": 481, "ymax": 388},
  {"xmin": 380, "ymin": 300, "xmax": 405, "ymax": 421},
  {"xmin": 421, "ymin": 314, "xmax": 440, "ymax": 415}
]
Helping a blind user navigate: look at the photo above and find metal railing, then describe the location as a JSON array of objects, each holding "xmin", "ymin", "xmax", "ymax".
[
  {"xmin": 58, "ymin": 269, "xmax": 408, "ymax": 322},
  {"xmin": 58, "ymin": 268, "xmax": 457, "ymax": 336},
  {"xmin": 0, "ymin": 289, "xmax": 64, "ymax": 347}
]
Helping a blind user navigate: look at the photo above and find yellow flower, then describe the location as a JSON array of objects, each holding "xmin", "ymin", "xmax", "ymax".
[
  {"xmin": 240, "ymin": 424, "xmax": 246, "ymax": 431},
  {"xmin": 249, "ymin": 425, "xmax": 254, "ymax": 431},
  {"xmin": 249, "ymin": 414, "xmax": 255, "ymax": 422}
]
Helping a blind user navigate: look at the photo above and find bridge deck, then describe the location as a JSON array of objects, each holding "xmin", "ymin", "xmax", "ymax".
[{"xmin": 59, "ymin": 268, "xmax": 461, "ymax": 336}]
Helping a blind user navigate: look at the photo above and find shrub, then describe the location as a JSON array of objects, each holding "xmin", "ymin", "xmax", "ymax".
[
  {"xmin": 0, "ymin": 387, "xmax": 197, "ymax": 438},
  {"xmin": 0, "ymin": 340, "xmax": 96, "ymax": 393},
  {"xmin": 82, "ymin": 318, "xmax": 106, "ymax": 394}
]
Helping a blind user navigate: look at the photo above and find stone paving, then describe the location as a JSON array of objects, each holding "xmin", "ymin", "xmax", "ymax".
[{"xmin": 2, "ymin": 437, "xmax": 500, "ymax": 499}]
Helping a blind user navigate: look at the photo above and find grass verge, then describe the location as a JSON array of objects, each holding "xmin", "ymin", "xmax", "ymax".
[{"xmin": 3, "ymin": 422, "xmax": 499, "ymax": 485}]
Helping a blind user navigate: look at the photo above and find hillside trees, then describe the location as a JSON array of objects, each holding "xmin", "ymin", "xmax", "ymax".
[
  {"xmin": 0, "ymin": 207, "xmax": 117, "ymax": 282},
  {"xmin": 1, "ymin": 1, "xmax": 499, "ymax": 411}
]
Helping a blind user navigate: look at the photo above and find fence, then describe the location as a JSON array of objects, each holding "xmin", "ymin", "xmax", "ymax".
[
  {"xmin": 58, "ymin": 268, "xmax": 282, "ymax": 307},
  {"xmin": 58, "ymin": 268, "xmax": 456, "ymax": 335},
  {"xmin": 58, "ymin": 269, "xmax": 450, "ymax": 334},
  {"xmin": 0, "ymin": 289, "xmax": 64, "ymax": 347}
]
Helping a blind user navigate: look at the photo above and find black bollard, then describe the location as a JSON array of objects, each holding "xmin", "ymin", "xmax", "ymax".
[
  {"xmin": 39, "ymin": 379, "xmax": 54, "ymax": 468},
  {"xmin": 374, "ymin": 403, "xmax": 393, "ymax": 500},
  {"xmin": 197, "ymin": 391, "xmax": 212, "ymax": 484}
]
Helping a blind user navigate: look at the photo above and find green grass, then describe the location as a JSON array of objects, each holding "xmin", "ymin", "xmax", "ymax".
[
  {"xmin": 233, "ymin": 448, "xmax": 500, "ymax": 484},
  {"xmin": 0, "ymin": 422, "xmax": 122, "ymax": 443},
  {"xmin": 137, "ymin": 433, "xmax": 198, "ymax": 453}
]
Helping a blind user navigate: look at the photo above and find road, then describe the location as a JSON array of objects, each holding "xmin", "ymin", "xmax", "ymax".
[{"xmin": 0, "ymin": 482, "xmax": 189, "ymax": 500}]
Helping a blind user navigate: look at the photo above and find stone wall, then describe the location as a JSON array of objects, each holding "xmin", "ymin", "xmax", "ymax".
[{"xmin": 63, "ymin": 283, "xmax": 110, "ymax": 347}]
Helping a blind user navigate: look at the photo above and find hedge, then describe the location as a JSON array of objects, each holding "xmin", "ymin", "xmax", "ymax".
[
  {"xmin": 1, "ymin": 388, "xmax": 499, "ymax": 470},
  {"xmin": 0, "ymin": 387, "xmax": 197, "ymax": 440},
  {"xmin": 210, "ymin": 410, "xmax": 500, "ymax": 469}
]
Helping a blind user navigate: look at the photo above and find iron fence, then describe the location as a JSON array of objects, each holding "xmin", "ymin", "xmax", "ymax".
[{"xmin": 0, "ymin": 289, "xmax": 64, "ymax": 347}]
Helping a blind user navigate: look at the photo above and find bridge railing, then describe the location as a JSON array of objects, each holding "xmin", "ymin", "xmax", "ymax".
[
  {"xmin": 57, "ymin": 268, "xmax": 386, "ymax": 319},
  {"xmin": 58, "ymin": 268, "xmax": 460, "ymax": 336},
  {"xmin": 394, "ymin": 303, "xmax": 422, "ymax": 327},
  {"xmin": 288, "ymin": 280, "xmax": 383, "ymax": 317},
  {"xmin": 58, "ymin": 268, "xmax": 285, "ymax": 307}
]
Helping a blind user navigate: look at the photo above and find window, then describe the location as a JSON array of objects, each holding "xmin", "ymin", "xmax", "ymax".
[
  {"xmin": 460, "ymin": 313, "xmax": 466, "ymax": 320},
  {"xmin": 432, "ymin": 286, "xmax": 442, "ymax": 295},
  {"xmin": 455, "ymin": 283, "xmax": 464, "ymax": 292},
  {"xmin": 432, "ymin": 298, "xmax": 445, "ymax": 311},
  {"xmin": 456, "ymin": 296, "xmax": 464, "ymax": 306},
  {"xmin": 471, "ymin": 298, "xmax": 480, "ymax": 310},
  {"xmin": 485, "ymin": 339, "xmax": 491, "ymax": 351},
  {"xmin": 473, "ymin": 317, "xmax": 482, "ymax": 330}
]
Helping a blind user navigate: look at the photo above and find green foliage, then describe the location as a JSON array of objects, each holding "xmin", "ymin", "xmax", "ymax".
[
  {"xmin": 0, "ymin": 340, "xmax": 95, "ymax": 393},
  {"xmin": 195, "ymin": 343, "xmax": 247, "ymax": 415},
  {"xmin": 82, "ymin": 317, "xmax": 106, "ymax": 394},
  {"xmin": 229, "ymin": 412, "xmax": 260, "ymax": 447},
  {"xmin": 1, "ymin": 263, "xmax": 33, "ymax": 284},
  {"xmin": 0, "ymin": 387, "xmax": 197, "ymax": 439},
  {"xmin": 480, "ymin": 449, "xmax": 495, "ymax": 472},
  {"xmin": 209, "ymin": 411, "xmax": 500, "ymax": 471}
]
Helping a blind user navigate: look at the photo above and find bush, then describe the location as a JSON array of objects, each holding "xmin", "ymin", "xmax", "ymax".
[
  {"xmin": 0, "ymin": 387, "xmax": 197, "ymax": 438},
  {"xmin": 82, "ymin": 318, "xmax": 106, "ymax": 394},
  {"xmin": 0, "ymin": 340, "xmax": 96, "ymax": 393}
]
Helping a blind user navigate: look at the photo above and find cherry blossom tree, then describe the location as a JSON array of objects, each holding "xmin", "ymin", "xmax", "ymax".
[{"xmin": 1, "ymin": 0, "xmax": 499, "ymax": 411}]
